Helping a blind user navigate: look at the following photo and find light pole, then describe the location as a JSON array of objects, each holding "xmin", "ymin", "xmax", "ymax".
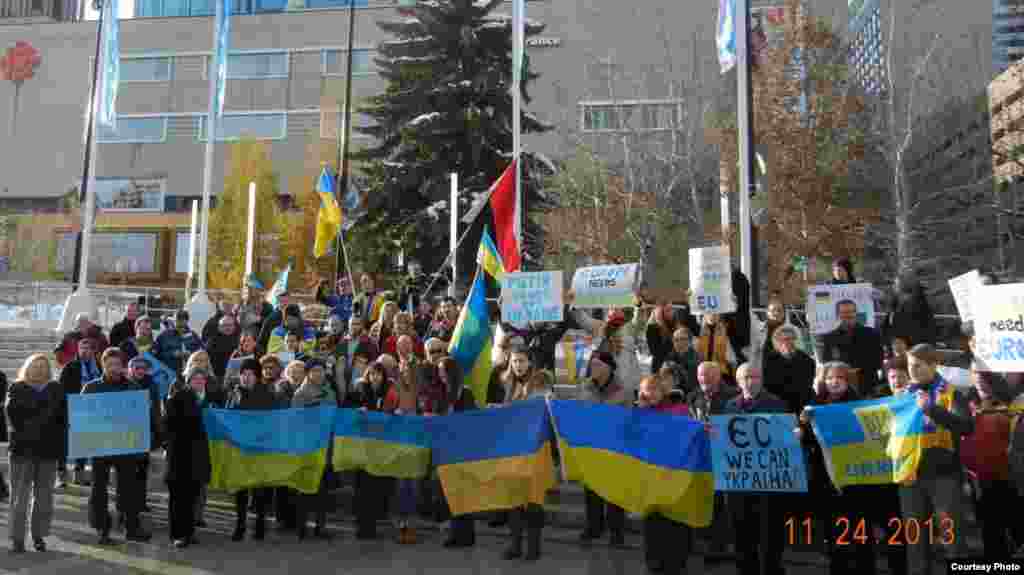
[{"xmin": 57, "ymin": 0, "xmax": 105, "ymax": 333}]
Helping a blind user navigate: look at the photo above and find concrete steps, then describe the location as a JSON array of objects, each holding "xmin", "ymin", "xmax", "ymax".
[{"xmin": 0, "ymin": 326, "xmax": 61, "ymax": 381}]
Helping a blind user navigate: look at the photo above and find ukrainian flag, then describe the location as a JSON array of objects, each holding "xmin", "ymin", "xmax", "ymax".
[
  {"xmin": 204, "ymin": 406, "xmax": 334, "ymax": 494},
  {"xmin": 448, "ymin": 269, "xmax": 492, "ymax": 407},
  {"xmin": 333, "ymin": 408, "xmax": 431, "ymax": 479},
  {"xmin": 314, "ymin": 166, "xmax": 343, "ymax": 258},
  {"xmin": 477, "ymin": 226, "xmax": 505, "ymax": 281},
  {"xmin": 431, "ymin": 399, "xmax": 557, "ymax": 516},
  {"xmin": 548, "ymin": 400, "xmax": 714, "ymax": 528},
  {"xmin": 806, "ymin": 393, "xmax": 925, "ymax": 488}
]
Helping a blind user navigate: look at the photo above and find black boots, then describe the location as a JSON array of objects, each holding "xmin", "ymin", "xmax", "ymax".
[
  {"xmin": 525, "ymin": 524, "xmax": 541, "ymax": 561},
  {"xmin": 502, "ymin": 507, "xmax": 542, "ymax": 561},
  {"xmin": 231, "ymin": 518, "xmax": 245, "ymax": 542},
  {"xmin": 502, "ymin": 510, "xmax": 523, "ymax": 559}
]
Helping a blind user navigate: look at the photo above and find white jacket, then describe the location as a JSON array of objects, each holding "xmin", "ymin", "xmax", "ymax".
[{"xmin": 572, "ymin": 308, "xmax": 642, "ymax": 400}]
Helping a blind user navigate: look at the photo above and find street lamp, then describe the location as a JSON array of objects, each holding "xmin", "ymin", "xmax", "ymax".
[{"xmin": 57, "ymin": 0, "xmax": 105, "ymax": 333}]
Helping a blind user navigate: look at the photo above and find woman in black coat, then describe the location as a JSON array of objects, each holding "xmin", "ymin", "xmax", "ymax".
[{"xmin": 162, "ymin": 368, "xmax": 212, "ymax": 549}]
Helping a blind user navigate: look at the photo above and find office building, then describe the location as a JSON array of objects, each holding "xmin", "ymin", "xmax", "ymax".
[{"xmin": 994, "ymin": 0, "xmax": 1024, "ymax": 76}]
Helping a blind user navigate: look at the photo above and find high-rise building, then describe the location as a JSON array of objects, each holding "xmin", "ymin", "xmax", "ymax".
[
  {"xmin": 0, "ymin": 0, "xmax": 78, "ymax": 21},
  {"xmin": 994, "ymin": 0, "xmax": 1024, "ymax": 76}
]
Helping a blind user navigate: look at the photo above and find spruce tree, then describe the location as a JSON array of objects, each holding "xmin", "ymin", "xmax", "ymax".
[{"xmin": 356, "ymin": 0, "xmax": 553, "ymax": 289}]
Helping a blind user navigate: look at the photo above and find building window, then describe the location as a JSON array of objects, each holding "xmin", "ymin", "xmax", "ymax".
[
  {"xmin": 581, "ymin": 104, "xmax": 621, "ymax": 132},
  {"xmin": 96, "ymin": 117, "xmax": 168, "ymax": 144},
  {"xmin": 135, "ymin": 0, "xmax": 366, "ymax": 15},
  {"xmin": 174, "ymin": 231, "xmax": 193, "ymax": 274},
  {"xmin": 94, "ymin": 178, "xmax": 166, "ymax": 211},
  {"xmin": 580, "ymin": 100, "xmax": 684, "ymax": 133},
  {"xmin": 205, "ymin": 51, "xmax": 289, "ymax": 80},
  {"xmin": 306, "ymin": 0, "xmax": 368, "ymax": 7},
  {"xmin": 640, "ymin": 103, "xmax": 680, "ymax": 131},
  {"xmin": 120, "ymin": 57, "xmax": 172, "ymax": 82},
  {"xmin": 56, "ymin": 232, "xmax": 159, "ymax": 274},
  {"xmin": 196, "ymin": 113, "xmax": 287, "ymax": 141},
  {"xmin": 322, "ymin": 49, "xmax": 375, "ymax": 77},
  {"xmin": 320, "ymin": 109, "xmax": 374, "ymax": 139}
]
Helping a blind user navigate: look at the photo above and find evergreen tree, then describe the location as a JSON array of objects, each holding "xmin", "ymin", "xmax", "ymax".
[{"xmin": 356, "ymin": 0, "xmax": 553, "ymax": 289}]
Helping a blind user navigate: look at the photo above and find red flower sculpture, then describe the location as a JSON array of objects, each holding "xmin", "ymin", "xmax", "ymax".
[
  {"xmin": 1, "ymin": 41, "xmax": 43, "ymax": 138},
  {"xmin": 0, "ymin": 41, "xmax": 42, "ymax": 83}
]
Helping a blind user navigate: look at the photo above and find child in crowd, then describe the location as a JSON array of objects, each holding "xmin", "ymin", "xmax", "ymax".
[{"xmin": 636, "ymin": 374, "xmax": 690, "ymax": 574}]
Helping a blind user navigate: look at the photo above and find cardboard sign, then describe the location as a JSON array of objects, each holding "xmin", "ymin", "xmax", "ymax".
[
  {"xmin": 973, "ymin": 283, "xmax": 1024, "ymax": 373},
  {"xmin": 709, "ymin": 413, "xmax": 808, "ymax": 492},
  {"xmin": 948, "ymin": 270, "xmax": 980, "ymax": 323},
  {"xmin": 67, "ymin": 390, "xmax": 151, "ymax": 459},
  {"xmin": 570, "ymin": 263, "xmax": 639, "ymax": 308},
  {"xmin": 688, "ymin": 246, "xmax": 736, "ymax": 314},
  {"xmin": 805, "ymin": 283, "xmax": 876, "ymax": 335},
  {"xmin": 501, "ymin": 271, "xmax": 564, "ymax": 325}
]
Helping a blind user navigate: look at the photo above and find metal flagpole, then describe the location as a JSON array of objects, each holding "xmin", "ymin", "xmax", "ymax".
[
  {"xmin": 449, "ymin": 172, "xmax": 458, "ymax": 297},
  {"xmin": 243, "ymin": 182, "xmax": 256, "ymax": 286},
  {"xmin": 512, "ymin": 0, "xmax": 524, "ymax": 272},
  {"xmin": 58, "ymin": 0, "xmax": 106, "ymax": 333},
  {"xmin": 736, "ymin": 0, "xmax": 756, "ymax": 326},
  {"xmin": 335, "ymin": 0, "xmax": 357, "ymax": 284}
]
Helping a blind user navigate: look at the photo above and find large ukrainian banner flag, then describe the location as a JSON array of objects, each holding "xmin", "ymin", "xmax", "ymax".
[
  {"xmin": 548, "ymin": 400, "xmax": 714, "ymax": 528},
  {"xmin": 205, "ymin": 406, "xmax": 334, "ymax": 494},
  {"xmin": 806, "ymin": 393, "xmax": 925, "ymax": 488},
  {"xmin": 332, "ymin": 408, "xmax": 431, "ymax": 479},
  {"xmin": 431, "ymin": 399, "xmax": 556, "ymax": 516}
]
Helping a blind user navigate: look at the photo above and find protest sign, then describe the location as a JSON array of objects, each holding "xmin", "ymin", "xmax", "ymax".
[
  {"xmin": 688, "ymin": 246, "xmax": 736, "ymax": 314},
  {"xmin": 805, "ymin": 283, "xmax": 876, "ymax": 335},
  {"xmin": 948, "ymin": 270, "xmax": 980, "ymax": 323},
  {"xmin": 570, "ymin": 263, "xmax": 639, "ymax": 308},
  {"xmin": 67, "ymin": 390, "xmax": 151, "ymax": 459},
  {"xmin": 709, "ymin": 413, "xmax": 807, "ymax": 492},
  {"xmin": 553, "ymin": 330, "xmax": 593, "ymax": 385},
  {"xmin": 501, "ymin": 271, "xmax": 563, "ymax": 325},
  {"xmin": 973, "ymin": 283, "xmax": 1024, "ymax": 373}
]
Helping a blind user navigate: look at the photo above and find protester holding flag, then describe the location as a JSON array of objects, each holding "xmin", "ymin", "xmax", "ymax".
[
  {"xmin": 355, "ymin": 273, "xmax": 385, "ymax": 323},
  {"xmin": 155, "ymin": 310, "xmax": 204, "ymax": 376},
  {"xmin": 902, "ymin": 344, "xmax": 973, "ymax": 570},
  {"xmin": 239, "ymin": 276, "xmax": 273, "ymax": 335},
  {"xmin": 436, "ymin": 358, "xmax": 478, "ymax": 548},
  {"xmin": 313, "ymin": 166, "xmax": 343, "ymax": 260},
  {"xmin": 162, "ymin": 367, "xmax": 212, "ymax": 549},
  {"xmin": 4, "ymin": 354, "xmax": 64, "ymax": 553},
  {"xmin": 316, "ymin": 276, "xmax": 354, "ymax": 326},
  {"xmin": 266, "ymin": 304, "xmax": 317, "ymax": 356}
]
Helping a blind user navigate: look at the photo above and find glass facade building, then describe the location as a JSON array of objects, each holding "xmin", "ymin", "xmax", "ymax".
[
  {"xmin": 134, "ymin": 0, "xmax": 365, "ymax": 18},
  {"xmin": 994, "ymin": 0, "xmax": 1024, "ymax": 76}
]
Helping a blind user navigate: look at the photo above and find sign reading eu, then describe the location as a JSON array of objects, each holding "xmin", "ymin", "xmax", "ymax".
[
  {"xmin": 709, "ymin": 414, "xmax": 807, "ymax": 492},
  {"xmin": 67, "ymin": 390, "xmax": 151, "ymax": 459}
]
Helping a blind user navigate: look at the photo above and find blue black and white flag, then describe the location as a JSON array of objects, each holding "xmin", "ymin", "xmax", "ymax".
[
  {"xmin": 97, "ymin": 0, "xmax": 120, "ymax": 129},
  {"xmin": 717, "ymin": 0, "xmax": 736, "ymax": 74}
]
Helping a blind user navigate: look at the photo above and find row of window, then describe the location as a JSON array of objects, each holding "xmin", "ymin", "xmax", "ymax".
[
  {"xmin": 579, "ymin": 100, "xmax": 685, "ymax": 133},
  {"xmin": 54, "ymin": 230, "xmax": 195, "ymax": 275},
  {"xmin": 96, "ymin": 110, "xmax": 374, "ymax": 144},
  {"xmin": 135, "ymin": 0, "xmax": 368, "ymax": 18},
  {"xmin": 116, "ymin": 49, "xmax": 376, "ymax": 83}
]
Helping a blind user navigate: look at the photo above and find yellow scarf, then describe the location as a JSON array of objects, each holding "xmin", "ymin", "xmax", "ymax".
[{"xmin": 697, "ymin": 325, "xmax": 731, "ymax": 376}]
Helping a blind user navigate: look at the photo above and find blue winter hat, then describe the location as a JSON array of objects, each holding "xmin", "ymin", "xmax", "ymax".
[{"xmin": 246, "ymin": 275, "xmax": 265, "ymax": 290}]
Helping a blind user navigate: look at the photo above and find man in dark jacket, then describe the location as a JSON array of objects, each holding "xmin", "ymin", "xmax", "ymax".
[
  {"xmin": 725, "ymin": 363, "xmax": 789, "ymax": 575},
  {"xmin": 205, "ymin": 314, "xmax": 241, "ymax": 380},
  {"xmin": 109, "ymin": 303, "xmax": 140, "ymax": 349},
  {"xmin": 763, "ymin": 325, "xmax": 816, "ymax": 414},
  {"xmin": 54, "ymin": 313, "xmax": 109, "ymax": 368},
  {"xmin": 81, "ymin": 348, "xmax": 152, "ymax": 544},
  {"xmin": 227, "ymin": 358, "xmax": 283, "ymax": 541},
  {"xmin": 817, "ymin": 299, "xmax": 883, "ymax": 397},
  {"xmin": 126, "ymin": 356, "xmax": 162, "ymax": 515},
  {"xmin": 57, "ymin": 337, "xmax": 102, "ymax": 487},
  {"xmin": 155, "ymin": 309, "xmax": 204, "ymax": 375},
  {"xmin": 0, "ymin": 370, "xmax": 7, "ymax": 500},
  {"xmin": 881, "ymin": 270, "xmax": 937, "ymax": 349}
]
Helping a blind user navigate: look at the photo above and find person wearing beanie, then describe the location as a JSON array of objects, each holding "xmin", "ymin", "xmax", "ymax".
[
  {"xmin": 830, "ymin": 257, "xmax": 857, "ymax": 285},
  {"xmin": 577, "ymin": 351, "xmax": 628, "ymax": 547},
  {"xmin": 265, "ymin": 304, "xmax": 317, "ymax": 356},
  {"xmin": 291, "ymin": 359, "xmax": 336, "ymax": 541},
  {"xmin": 162, "ymin": 367, "xmax": 212, "ymax": 549},
  {"xmin": 226, "ymin": 357, "xmax": 284, "ymax": 541}
]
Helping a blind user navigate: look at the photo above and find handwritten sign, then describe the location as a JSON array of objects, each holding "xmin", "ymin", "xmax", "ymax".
[
  {"xmin": 804, "ymin": 283, "xmax": 876, "ymax": 335},
  {"xmin": 688, "ymin": 246, "xmax": 735, "ymax": 314},
  {"xmin": 973, "ymin": 283, "xmax": 1024, "ymax": 373},
  {"xmin": 67, "ymin": 390, "xmax": 151, "ymax": 459},
  {"xmin": 709, "ymin": 414, "xmax": 807, "ymax": 492},
  {"xmin": 570, "ymin": 263, "xmax": 639, "ymax": 308},
  {"xmin": 501, "ymin": 271, "xmax": 564, "ymax": 325},
  {"xmin": 948, "ymin": 270, "xmax": 980, "ymax": 323}
]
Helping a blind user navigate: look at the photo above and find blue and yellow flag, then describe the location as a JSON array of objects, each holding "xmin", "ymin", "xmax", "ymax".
[
  {"xmin": 333, "ymin": 408, "xmax": 431, "ymax": 479},
  {"xmin": 265, "ymin": 261, "xmax": 291, "ymax": 308},
  {"xmin": 548, "ymin": 400, "xmax": 714, "ymax": 528},
  {"xmin": 806, "ymin": 393, "xmax": 925, "ymax": 488},
  {"xmin": 477, "ymin": 226, "xmax": 505, "ymax": 281},
  {"xmin": 314, "ymin": 166, "xmax": 343, "ymax": 258},
  {"xmin": 448, "ymin": 269, "xmax": 492, "ymax": 407},
  {"xmin": 204, "ymin": 406, "xmax": 333, "ymax": 494},
  {"xmin": 431, "ymin": 399, "xmax": 556, "ymax": 516}
]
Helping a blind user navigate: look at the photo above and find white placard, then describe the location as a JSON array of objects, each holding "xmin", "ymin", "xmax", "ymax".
[
  {"xmin": 688, "ymin": 245, "xmax": 736, "ymax": 314},
  {"xmin": 501, "ymin": 271, "xmax": 564, "ymax": 325},
  {"xmin": 973, "ymin": 283, "xmax": 1024, "ymax": 373},
  {"xmin": 948, "ymin": 270, "xmax": 980, "ymax": 323},
  {"xmin": 805, "ymin": 283, "xmax": 877, "ymax": 335},
  {"xmin": 570, "ymin": 263, "xmax": 639, "ymax": 308}
]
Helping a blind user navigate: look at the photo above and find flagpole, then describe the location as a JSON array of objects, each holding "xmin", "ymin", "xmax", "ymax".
[
  {"xmin": 450, "ymin": 172, "xmax": 458, "ymax": 297},
  {"xmin": 335, "ymin": 0, "xmax": 357, "ymax": 285},
  {"xmin": 58, "ymin": 0, "xmax": 106, "ymax": 333},
  {"xmin": 512, "ymin": 0, "xmax": 524, "ymax": 272},
  {"xmin": 736, "ymin": 0, "xmax": 756, "ymax": 311},
  {"xmin": 186, "ymin": 0, "xmax": 226, "ymax": 334}
]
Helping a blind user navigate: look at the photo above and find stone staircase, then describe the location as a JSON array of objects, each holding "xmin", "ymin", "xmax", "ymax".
[{"xmin": 0, "ymin": 326, "xmax": 61, "ymax": 382}]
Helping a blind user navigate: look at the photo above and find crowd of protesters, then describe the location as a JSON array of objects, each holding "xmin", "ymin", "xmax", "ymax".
[{"xmin": 2, "ymin": 262, "xmax": 1024, "ymax": 575}]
